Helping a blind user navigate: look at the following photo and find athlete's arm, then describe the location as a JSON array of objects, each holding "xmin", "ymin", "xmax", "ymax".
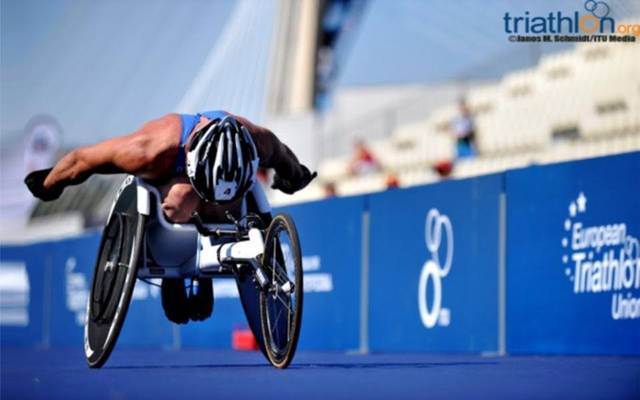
[
  {"xmin": 234, "ymin": 115, "xmax": 316, "ymax": 193},
  {"xmin": 26, "ymin": 114, "xmax": 182, "ymax": 201}
]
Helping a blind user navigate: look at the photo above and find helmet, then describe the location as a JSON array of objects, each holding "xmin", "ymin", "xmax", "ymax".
[{"xmin": 186, "ymin": 116, "xmax": 259, "ymax": 203}]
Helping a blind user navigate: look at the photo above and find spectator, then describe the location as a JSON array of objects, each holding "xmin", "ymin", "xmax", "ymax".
[
  {"xmin": 323, "ymin": 182, "xmax": 337, "ymax": 198},
  {"xmin": 432, "ymin": 160, "xmax": 453, "ymax": 178},
  {"xmin": 348, "ymin": 139, "xmax": 380, "ymax": 176},
  {"xmin": 385, "ymin": 173, "xmax": 400, "ymax": 189},
  {"xmin": 451, "ymin": 97, "xmax": 476, "ymax": 159}
]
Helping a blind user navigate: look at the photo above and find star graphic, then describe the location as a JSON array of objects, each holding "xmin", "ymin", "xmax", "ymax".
[
  {"xmin": 576, "ymin": 192, "xmax": 587, "ymax": 213},
  {"xmin": 569, "ymin": 202, "xmax": 577, "ymax": 217}
]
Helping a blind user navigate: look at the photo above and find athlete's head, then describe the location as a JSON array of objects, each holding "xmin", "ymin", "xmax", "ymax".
[{"xmin": 186, "ymin": 116, "xmax": 259, "ymax": 203}]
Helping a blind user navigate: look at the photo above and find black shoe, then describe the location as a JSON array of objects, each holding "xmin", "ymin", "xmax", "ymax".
[
  {"xmin": 188, "ymin": 278, "xmax": 214, "ymax": 322},
  {"xmin": 161, "ymin": 278, "xmax": 190, "ymax": 324}
]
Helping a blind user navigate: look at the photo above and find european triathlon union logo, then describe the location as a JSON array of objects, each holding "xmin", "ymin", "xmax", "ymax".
[{"xmin": 560, "ymin": 192, "xmax": 640, "ymax": 321}]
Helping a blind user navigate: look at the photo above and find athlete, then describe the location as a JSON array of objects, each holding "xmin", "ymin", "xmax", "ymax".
[{"xmin": 24, "ymin": 110, "xmax": 316, "ymax": 324}]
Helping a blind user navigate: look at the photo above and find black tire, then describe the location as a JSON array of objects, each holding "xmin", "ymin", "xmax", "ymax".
[
  {"xmin": 188, "ymin": 278, "xmax": 214, "ymax": 322},
  {"xmin": 259, "ymin": 214, "xmax": 303, "ymax": 369},
  {"xmin": 161, "ymin": 278, "xmax": 190, "ymax": 324},
  {"xmin": 161, "ymin": 278, "xmax": 213, "ymax": 323},
  {"xmin": 84, "ymin": 178, "xmax": 145, "ymax": 368}
]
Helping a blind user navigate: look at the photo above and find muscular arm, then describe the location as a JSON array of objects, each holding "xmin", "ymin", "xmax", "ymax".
[
  {"xmin": 233, "ymin": 115, "xmax": 306, "ymax": 182},
  {"xmin": 42, "ymin": 114, "xmax": 181, "ymax": 191}
]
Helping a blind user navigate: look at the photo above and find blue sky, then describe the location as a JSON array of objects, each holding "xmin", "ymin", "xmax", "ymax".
[
  {"xmin": 1, "ymin": 0, "xmax": 236, "ymax": 144},
  {"xmin": 337, "ymin": 0, "xmax": 640, "ymax": 86}
]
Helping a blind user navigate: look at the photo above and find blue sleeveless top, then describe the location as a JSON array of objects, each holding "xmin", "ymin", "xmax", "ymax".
[{"xmin": 174, "ymin": 110, "xmax": 228, "ymax": 174}]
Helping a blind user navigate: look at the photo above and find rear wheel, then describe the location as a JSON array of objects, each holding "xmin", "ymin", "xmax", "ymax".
[
  {"xmin": 85, "ymin": 178, "xmax": 145, "ymax": 368},
  {"xmin": 259, "ymin": 214, "xmax": 303, "ymax": 369}
]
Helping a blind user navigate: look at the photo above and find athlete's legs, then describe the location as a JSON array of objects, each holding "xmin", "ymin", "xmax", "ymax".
[
  {"xmin": 158, "ymin": 176, "xmax": 243, "ymax": 224},
  {"xmin": 158, "ymin": 176, "xmax": 202, "ymax": 223}
]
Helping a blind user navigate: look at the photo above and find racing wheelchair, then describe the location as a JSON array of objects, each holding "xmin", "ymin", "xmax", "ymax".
[{"xmin": 84, "ymin": 176, "xmax": 303, "ymax": 369}]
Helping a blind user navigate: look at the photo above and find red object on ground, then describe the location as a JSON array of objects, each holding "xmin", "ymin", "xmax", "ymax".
[{"xmin": 232, "ymin": 328, "xmax": 259, "ymax": 351}]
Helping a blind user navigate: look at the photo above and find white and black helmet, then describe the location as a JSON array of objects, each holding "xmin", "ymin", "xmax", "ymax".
[{"xmin": 186, "ymin": 116, "xmax": 259, "ymax": 203}]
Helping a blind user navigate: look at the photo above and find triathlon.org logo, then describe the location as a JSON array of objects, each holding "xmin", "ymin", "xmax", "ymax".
[
  {"xmin": 504, "ymin": 0, "xmax": 640, "ymax": 41},
  {"xmin": 418, "ymin": 209, "xmax": 453, "ymax": 329},
  {"xmin": 561, "ymin": 192, "xmax": 640, "ymax": 320}
]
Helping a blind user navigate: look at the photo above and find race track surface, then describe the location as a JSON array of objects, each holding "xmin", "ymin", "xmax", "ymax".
[{"xmin": 2, "ymin": 348, "xmax": 639, "ymax": 399}]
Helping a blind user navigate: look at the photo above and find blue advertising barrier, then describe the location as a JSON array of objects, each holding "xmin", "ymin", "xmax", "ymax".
[
  {"xmin": 368, "ymin": 175, "xmax": 502, "ymax": 353},
  {"xmin": 505, "ymin": 152, "xmax": 640, "ymax": 355},
  {"xmin": 276, "ymin": 196, "xmax": 365, "ymax": 350},
  {"xmin": 0, "ymin": 232, "xmax": 175, "ymax": 348},
  {"xmin": 2, "ymin": 152, "xmax": 638, "ymax": 355},
  {"xmin": 0, "ymin": 196, "xmax": 365, "ymax": 352},
  {"xmin": 0, "ymin": 242, "xmax": 48, "ymax": 347}
]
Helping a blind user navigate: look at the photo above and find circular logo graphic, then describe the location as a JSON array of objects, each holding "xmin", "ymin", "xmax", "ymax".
[
  {"xmin": 418, "ymin": 260, "xmax": 442, "ymax": 328},
  {"xmin": 425, "ymin": 208, "xmax": 454, "ymax": 277},
  {"xmin": 584, "ymin": 0, "xmax": 610, "ymax": 19},
  {"xmin": 419, "ymin": 209, "xmax": 454, "ymax": 328}
]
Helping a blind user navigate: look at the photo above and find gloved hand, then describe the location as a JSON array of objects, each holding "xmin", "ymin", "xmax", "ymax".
[
  {"xmin": 271, "ymin": 165, "xmax": 317, "ymax": 195},
  {"xmin": 24, "ymin": 168, "xmax": 63, "ymax": 201}
]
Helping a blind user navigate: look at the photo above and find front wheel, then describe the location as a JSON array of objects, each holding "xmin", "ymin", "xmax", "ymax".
[{"xmin": 259, "ymin": 214, "xmax": 303, "ymax": 369}]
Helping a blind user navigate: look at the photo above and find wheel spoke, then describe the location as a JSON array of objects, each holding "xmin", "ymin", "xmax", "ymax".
[
  {"xmin": 272, "ymin": 238, "xmax": 276, "ymax": 285},
  {"xmin": 273, "ymin": 303, "xmax": 281, "ymax": 346},
  {"xmin": 271, "ymin": 258, "xmax": 292, "ymax": 285},
  {"xmin": 272, "ymin": 292, "xmax": 293, "ymax": 314}
]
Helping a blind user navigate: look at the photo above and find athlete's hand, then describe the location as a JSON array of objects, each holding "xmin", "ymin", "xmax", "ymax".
[
  {"xmin": 24, "ymin": 168, "xmax": 63, "ymax": 201},
  {"xmin": 271, "ymin": 165, "xmax": 317, "ymax": 195}
]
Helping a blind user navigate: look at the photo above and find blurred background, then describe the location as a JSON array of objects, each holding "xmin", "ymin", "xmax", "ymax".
[
  {"xmin": 1, "ymin": 0, "xmax": 640, "ymax": 361},
  {"xmin": 2, "ymin": 0, "xmax": 639, "ymax": 242}
]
